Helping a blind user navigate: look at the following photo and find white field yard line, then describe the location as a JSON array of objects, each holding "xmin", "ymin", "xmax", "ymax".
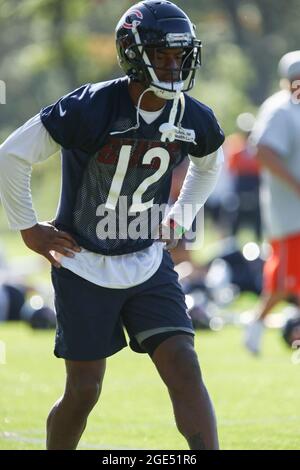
[
  {"xmin": 0, "ymin": 431, "xmax": 139, "ymax": 450},
  {"xmin": 219, "ymin": 416, "xmax": 300, "ymax": 426},
  {"xmin": 1, "ymin": 415, "xmax": 300, "ymax": 448}
]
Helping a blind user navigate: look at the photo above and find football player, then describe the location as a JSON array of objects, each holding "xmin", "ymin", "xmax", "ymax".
[{"xmin": 0, "ymin": 1, "xmax": 224, "ymax": 450}]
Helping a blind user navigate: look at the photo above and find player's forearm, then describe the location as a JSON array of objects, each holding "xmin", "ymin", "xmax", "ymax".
[
  {"xmin": 166, "ymin": 148, "xmax": 224, "ymax": 231},
  {"xmin": 256, "ymin": 145, "xmax": 300, "ymax": 194}
]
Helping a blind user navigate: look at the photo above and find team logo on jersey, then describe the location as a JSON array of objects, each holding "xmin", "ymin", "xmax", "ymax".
[{"xmin": 123, "ymin": 9, "xmax": 143, "ymax": 29}]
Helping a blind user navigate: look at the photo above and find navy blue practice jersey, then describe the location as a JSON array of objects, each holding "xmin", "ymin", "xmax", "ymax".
[{"xmin": 40, "ymin": 77, "xmax": 224, "ymax": 255}]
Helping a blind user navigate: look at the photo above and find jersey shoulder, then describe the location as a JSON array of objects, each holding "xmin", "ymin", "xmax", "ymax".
[
  {"xmin": 40, "ymin": 78, "xmax": 126, "ymax": 151},
  {"xmin": 184, "ymin": 94, "xmax": 225, "ymax": 157}
]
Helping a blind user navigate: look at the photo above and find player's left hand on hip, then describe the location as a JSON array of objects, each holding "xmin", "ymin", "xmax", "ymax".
[
  {"xmin": 163, "ymin": 238, "xmax": 179, "ymax": 251},
  {"xmin": 155, "ymin": 220, "xmax": 184, "ymax": 251}
]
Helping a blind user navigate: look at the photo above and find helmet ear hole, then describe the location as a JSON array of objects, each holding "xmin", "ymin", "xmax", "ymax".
[{"xmin": 126, "ymin": 49, "xmax": 136, "ymax": 60}]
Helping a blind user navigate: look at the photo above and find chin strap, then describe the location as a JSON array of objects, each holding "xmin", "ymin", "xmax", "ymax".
[
  {"xmin": 110, "ymin": 84, "xmax": 186, "ymax": 142},
  {"xmin": 159, "ymin": 90, "xmax": 185, "ymax": 143},
  {"xmin": 110, "ymin": 87, "xmax": 152, "ymax": 136}
]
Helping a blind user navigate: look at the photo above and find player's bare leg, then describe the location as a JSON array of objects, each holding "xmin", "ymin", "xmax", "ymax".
[
  {"xmin": 151, "ymin": 335, "xmax": 218, "ymax": 450},
  {"xmin": 46, "ymin": 359, "xmax": 106, "ymax": 450},
  {"xmin": 244, "ymin": 291, "xmax": 286, "ymax": 354},
  {"xmin": 256, "ymin": 291, "xmax": 287, "ymax": 321}
]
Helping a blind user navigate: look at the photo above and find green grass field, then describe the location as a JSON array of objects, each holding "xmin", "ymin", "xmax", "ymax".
[{"xmin": 0, "ymin": 322, "xmax": 299, "ymax": 450}]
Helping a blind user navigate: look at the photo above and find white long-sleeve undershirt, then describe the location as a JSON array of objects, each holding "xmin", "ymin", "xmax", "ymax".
[
  {"xmin": 165, "ymin": 149, "xmax": 223, "ymax": 231},
  {"xmin": 0, "ymin": 114, "xmax": 59, "ymax": 230}
]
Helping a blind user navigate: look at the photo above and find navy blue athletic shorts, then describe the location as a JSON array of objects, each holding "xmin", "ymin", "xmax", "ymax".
[{"xmin": 51, "ymin": 250, "xmax": 194, "ymax": 360}]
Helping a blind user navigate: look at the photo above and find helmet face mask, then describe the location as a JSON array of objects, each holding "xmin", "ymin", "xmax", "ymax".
[{"xmin": 116, "ymin": 1, "xmax": 202, "ymax": 99}]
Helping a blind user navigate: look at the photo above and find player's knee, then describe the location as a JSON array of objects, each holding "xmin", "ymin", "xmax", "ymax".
[
  {"xmin": 175, "ymin": 347, "xmax": 202, "ymax": 389},
  {"xmin": 66, "ymin": 377, "xmax": 102, "ymax": 411},
  {"xmin": 165, "ymin": 343, "xmax": 203, "ymax": 393}
]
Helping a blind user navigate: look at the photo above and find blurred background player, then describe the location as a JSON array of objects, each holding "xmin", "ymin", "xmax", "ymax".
[
  {"xmin": 204, "ymin": 113, "xmax": 261, "ymax": 241},
  {"xmin": 225, "ymin": 112, "xmax": 261, "ymax": 241},
  {"xmin": 244, "ymin": 51, "xmax": 300, "ymax": 355}
]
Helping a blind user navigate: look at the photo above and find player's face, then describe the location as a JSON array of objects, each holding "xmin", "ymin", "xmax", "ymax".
[{"xmin": 145, "ymin": 47, "xmax": 184, "ymax": 82}]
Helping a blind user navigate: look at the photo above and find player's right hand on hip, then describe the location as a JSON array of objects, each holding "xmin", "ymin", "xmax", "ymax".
[{"xmin": 20, "ymin": 221, "xmax": 81, "ymax": 268}]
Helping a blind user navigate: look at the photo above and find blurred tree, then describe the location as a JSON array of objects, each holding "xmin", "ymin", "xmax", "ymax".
[
  {"xmin": 1, "ymin": 0, "xmax": 299, "ymax": 138},
  {"xmin": 219, "ymin": 0, "xmax": 300, "ymax": 103}
]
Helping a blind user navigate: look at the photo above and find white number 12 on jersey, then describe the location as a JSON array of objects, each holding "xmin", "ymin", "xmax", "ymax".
[{"xmin": 105, "ymin": 145, "xmax": 170, "ymax": 213}]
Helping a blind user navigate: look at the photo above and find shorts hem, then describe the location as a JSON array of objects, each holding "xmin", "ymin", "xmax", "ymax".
[{"xmin": 53, "ymin": 344, "xmax": 127, "ymax": 361}]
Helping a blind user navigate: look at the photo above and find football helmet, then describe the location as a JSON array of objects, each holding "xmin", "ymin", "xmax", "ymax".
[{"xmin": 116, "ymin": 1, "xmax": 202, "ymax": 100}]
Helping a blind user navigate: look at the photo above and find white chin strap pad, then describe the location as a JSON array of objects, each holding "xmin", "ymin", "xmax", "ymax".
[
  {"xmin": 159, "ymin": 87, "xmax": 184, "ymax": 143},
  {"xmin": 159, "ymin": 122, "xmax": 178, "ymax": 142}
]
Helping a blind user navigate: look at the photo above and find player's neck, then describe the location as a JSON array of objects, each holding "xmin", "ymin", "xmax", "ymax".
[{"xmin": 128, "ymin": 81, "xmax": 166, "ymax": 112}]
